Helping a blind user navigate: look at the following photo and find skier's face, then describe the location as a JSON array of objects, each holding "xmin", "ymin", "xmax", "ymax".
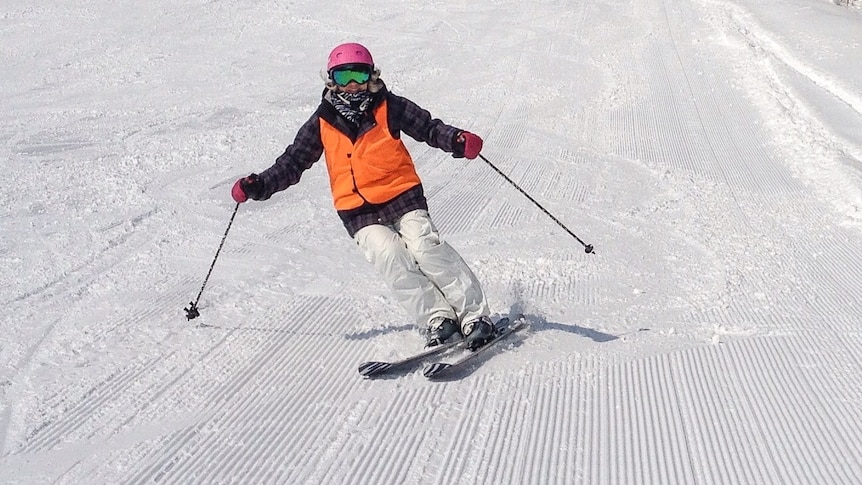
[{"xmin": 338, "ymin": 81, "xmax": 368, "ymax": 94}]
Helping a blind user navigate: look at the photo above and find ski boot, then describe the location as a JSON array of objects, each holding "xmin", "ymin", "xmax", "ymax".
[
  {"xmin": 426, "ymin": 317, "xmax": 460, "ymax": 347},
  {"xmin": 462, "ymin": 316, "xmax": 495, "ymax": 351}
]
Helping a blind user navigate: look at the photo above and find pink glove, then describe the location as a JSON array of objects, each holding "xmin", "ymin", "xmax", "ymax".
[
  {"xmin": 231, "ymin": 174, "xmax": 263, "ymax": 203},
  {"xmin": 458, "ymin": 132, "xmax": 483, "ymax": 159},
  {"xmin": 231, "ymin": 179, "xmax": 248, "ymax": 203}
]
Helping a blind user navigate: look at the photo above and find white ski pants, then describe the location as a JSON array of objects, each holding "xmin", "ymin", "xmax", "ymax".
[{"xmin": 354, "ymin": 209, "xmax": 489, "ymax": 330}]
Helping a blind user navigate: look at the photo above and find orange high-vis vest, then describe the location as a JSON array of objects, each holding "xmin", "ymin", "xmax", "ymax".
[{"xmin": 319, "ymin": 100, "xmax": 421, "ymax": 210}]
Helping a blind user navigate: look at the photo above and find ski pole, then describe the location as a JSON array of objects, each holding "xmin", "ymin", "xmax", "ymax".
[
  {"xmin": 184, "ymin": 203, "xmax": 240, "ymax": 320},
  {"xmin": 478, "ymin": 154, "xmax": 594, "ymax": 254}
]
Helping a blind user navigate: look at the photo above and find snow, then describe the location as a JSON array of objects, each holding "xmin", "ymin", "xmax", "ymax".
[{"xmin": 2, "ymin": 0, "xmax": 862, "ymax": 483}]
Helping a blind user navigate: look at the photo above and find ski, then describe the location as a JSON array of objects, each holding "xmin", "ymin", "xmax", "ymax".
[
  {"xmin": 358, "ymin": 317, "xmax": 512, "ymax": 378},
  {"xmin": 358, "ymin": 336, "xmax": 464, "ymax": 378},
  {"xmin": 423, "ymin": 315, "xmax": 527, "ymax": 379}
]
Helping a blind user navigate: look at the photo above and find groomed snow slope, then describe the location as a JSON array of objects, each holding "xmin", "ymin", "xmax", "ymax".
[{"xmin": 2, "ymin": 0, "xmax": 862, "ymax": 483}]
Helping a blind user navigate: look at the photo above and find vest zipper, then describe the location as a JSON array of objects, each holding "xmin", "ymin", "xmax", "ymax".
[{"xmin": 348, "ymin": 154, "xmax": 371, "ymax": 205}]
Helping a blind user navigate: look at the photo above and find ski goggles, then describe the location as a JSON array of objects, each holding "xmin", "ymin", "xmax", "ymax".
[{"xmin": 331, "ymin": 65, "xmax": 372, "ymax": 86}]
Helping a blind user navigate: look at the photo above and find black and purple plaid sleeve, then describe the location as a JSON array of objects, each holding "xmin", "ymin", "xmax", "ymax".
[
  {"xmin": 256, "ymin": 113, "xmax": 325, "ymax": 200},
  {"xmin": 386, "ymin": 93, "xmax": 463, "ymax": 155}
]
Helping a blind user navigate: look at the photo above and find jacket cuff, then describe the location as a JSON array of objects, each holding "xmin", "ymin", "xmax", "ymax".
[{"xmin": 450, "ymin": 130, "xmax": 465, "ymax": 158}]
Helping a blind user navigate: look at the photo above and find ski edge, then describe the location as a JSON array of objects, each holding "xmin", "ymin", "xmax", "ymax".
[{"xmin": 358, "ymin": 336, "xmax": 463, "ymax": 378}]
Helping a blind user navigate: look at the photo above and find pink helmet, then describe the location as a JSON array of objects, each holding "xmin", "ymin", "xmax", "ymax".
[{"xmin": 327, "ymin": 42, "xmax": 374, "ymax": 71}]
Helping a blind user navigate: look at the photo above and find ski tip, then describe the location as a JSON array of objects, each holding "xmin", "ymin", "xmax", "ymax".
[
  {"xmin": 508, "ymin": 314, "xmax": 528, "ymax": 328},
  {"xmin": 423, "ymin": 362, "xmax": 452, "ymax": 379},
  {"xmin": 358, "ymin": 361, "xmax": 391, "ymax": 377},
  {"xmin": 496, "ymin": 314, "xmax": 527, "ymax": 332}
]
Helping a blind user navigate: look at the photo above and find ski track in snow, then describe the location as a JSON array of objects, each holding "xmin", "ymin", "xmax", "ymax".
[{"xmin": 2, "ymin": 0, "xmax": 862, "ymax": 483}]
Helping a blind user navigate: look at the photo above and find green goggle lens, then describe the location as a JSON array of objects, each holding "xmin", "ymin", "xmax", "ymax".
[{"xmin": 331, "ymin": 68, "xmax": 372, "ymax": 86}]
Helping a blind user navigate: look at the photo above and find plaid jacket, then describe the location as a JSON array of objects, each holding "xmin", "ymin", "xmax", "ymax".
[{"xmin": 256, "ymin": 82, "xmax": 467, "ymax": 237}]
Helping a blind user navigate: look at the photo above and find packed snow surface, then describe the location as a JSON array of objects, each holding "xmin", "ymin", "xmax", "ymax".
[{"xmin": 2, "ymin": 0, "xmax": 862, "ymax": 483}]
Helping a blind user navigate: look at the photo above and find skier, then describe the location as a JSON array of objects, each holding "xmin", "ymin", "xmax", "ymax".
[{"xmin": 231, "ymin": 42, "xmax": 494, "ymax": 349}]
